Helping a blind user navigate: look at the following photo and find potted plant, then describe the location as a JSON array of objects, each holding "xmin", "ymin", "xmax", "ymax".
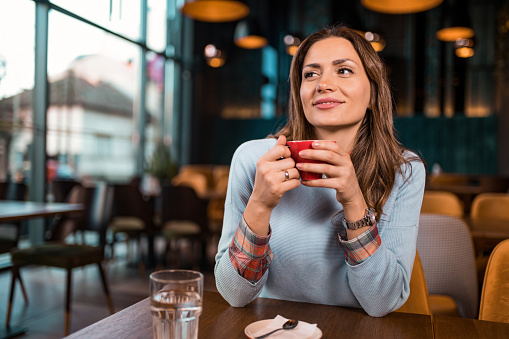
[{"xmin": 145, "ymin": 143, "xmax": 179, "ymax": 193}]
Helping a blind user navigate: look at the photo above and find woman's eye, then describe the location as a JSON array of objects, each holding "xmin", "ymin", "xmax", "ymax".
[
  {"xmin": 303, "ymin": 71, "xmax": 317, "ymax": 79},
  {"xmin": 338, "ymin": 67, "xmax": 353, "ymax": 75}
]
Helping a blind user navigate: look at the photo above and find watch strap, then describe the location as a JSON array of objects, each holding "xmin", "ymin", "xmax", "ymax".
[{"xmin": 342, "ymin": 208, "xmax": 376, "ymax": 230}]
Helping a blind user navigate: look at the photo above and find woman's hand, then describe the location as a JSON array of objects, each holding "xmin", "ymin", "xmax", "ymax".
[
  {"xmin": 244, "ymin": 135, "xmax": 300, "ymax": 235},
  {"xmin": 296, "ymin": 141, "xmax": 368, "ymax": 224}
]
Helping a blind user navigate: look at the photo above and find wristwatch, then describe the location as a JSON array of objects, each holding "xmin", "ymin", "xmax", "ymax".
[{"xmin": 342, "ymin": 208, "xmax": 376, "ymax": 230}]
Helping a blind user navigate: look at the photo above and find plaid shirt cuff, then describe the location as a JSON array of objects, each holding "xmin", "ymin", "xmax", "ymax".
[
  {"xmin": 339, "ymin": 223, "xmax": 381, "ymax": 266},
  {"xmin": 229, "ymin": 216, "xmax": 273, "ymax": 283}
]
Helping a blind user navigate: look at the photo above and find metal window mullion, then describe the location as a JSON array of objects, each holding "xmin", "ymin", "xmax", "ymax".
[
  {"xmin": 29, "ymin": 0, "xmax": 50, "ymax": 245},
  {"xmin": 136, "ymin": 0, "xmax": 148, "ymax": 174}
]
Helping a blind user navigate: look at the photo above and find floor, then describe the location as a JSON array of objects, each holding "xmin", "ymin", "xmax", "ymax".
[{"xmin": 0, "ymin": 235, "xmax": 219, "ymax": 339}]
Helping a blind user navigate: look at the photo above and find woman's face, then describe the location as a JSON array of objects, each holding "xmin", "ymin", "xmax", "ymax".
[{"xmin": 300, "ymin": 37, "xmax": 371, "ymax": 138}]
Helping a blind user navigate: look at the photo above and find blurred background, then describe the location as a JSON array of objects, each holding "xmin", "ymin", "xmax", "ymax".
[
  {"xmin": 0, "ymin": 0, "xmax": 508, "ymax": 193},
  {"xmin": 1, "ymin": 0, "xmax": 509, "ymax": 336}
]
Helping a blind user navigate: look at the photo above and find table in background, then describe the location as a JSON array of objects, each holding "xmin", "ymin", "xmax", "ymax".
[
  {"xmin": 0, "ymin": 201, "xmax": 84, "ymax": 223},
  {"xmin": 0, "ymin": 200, "xmax": 84, "ymax": 339},
  {"xmin": 66, "ymin": 291, "xmax": 433, "ymax": 338}
]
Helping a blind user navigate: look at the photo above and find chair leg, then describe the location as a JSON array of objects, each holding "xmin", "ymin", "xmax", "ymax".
[
  {"xmin": 97, "ymin": 262, "xmax": 114, "ymax": 314},
  {"xmin": 65, "ymin": 268, "xmax": 73, "ymax": 336},
  {"xmin": 6, "ymin": 264, "xmax": 19, "ymax": 327},
  {"xmin": 17, "ymin": 271, "xmax": 29, "ymax": 304}
]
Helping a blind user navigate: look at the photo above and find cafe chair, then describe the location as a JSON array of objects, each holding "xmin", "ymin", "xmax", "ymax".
[
  {"xmin": 420, "ymin": 190, "xmax": 464, "ymax": 218},
  {"xmin": 51, "ymin": 179, "xmax": 81, "ymax": 203},
  {"xmin": 172, "ymin": 171, "xmax": 208, "ymax": 198},
  {"xmin": 469, "ymin": 193, "xmax": 509, "ymax": 256},
  {"xmin": 0, "ymin": 225, "xmax": 28, "ymax": 307},
  {"xmin": 417, "ymin": 214, "xmax": 478, "ymax": 318},
  {"xmin": 0, "ymin": 182, "xmax": 27, "ymax": 201},
  {"xmin": 478, "ymin": 239, "xmax": 509, "ymax": 324},
  {"xmin": 6, "ymin": 182, "xmax": 115, "ymax": 336},
  {"xmin": 45, "ymin": 183, "xmax": 88, "ymax": 243},
  {"xmin": 160, "ymin": 185, "xmax": 210, "ymax": 270},
  {"xmin": 207, "ymin": 174, "xmax": 228, "ymax": 236},
  {"xmin": 0, "ymin": 182, "xmax": 29, "ymax": 302},
  {"xmin": 108, "ymin": 182, "xmax": 155, "ymax": 269},
  {"xmin": 395, "ymin": 252, "xmax": 432, "ymax": 316},
  {"xmin": 0, "ymin": 180, "xmax": 28, "ymax": 252}
]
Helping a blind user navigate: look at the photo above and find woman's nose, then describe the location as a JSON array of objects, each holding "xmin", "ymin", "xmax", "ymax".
[{"xmin": 315, "ymin": 77, "xmax": 335, "ymax": 93}]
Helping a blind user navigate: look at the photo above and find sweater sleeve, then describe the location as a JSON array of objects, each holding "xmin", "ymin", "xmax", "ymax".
[
  {"xmin": 346, "ymin": 158, "xmax": 426, "ymax": 317},
  {"xmin": 214, "ymin": 139, "xmax": 276, "ymax": 307}
]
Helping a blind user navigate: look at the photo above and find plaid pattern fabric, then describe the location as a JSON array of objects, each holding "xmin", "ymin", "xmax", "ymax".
[
  {"xmin": 339, "ymin": 224, "xmax": 381, "ymax": 266},
  {"xmin": 229, "ymin": 216, "xmax": 273, "ymax": 283}
]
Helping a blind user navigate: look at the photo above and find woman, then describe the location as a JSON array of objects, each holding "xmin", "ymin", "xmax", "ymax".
[{"xmin": 214, "ymin": 24, "xmax": 425, "ymax": 317}]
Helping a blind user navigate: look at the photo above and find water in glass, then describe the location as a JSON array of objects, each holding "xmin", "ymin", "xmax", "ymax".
[{"xmin": 151, "ymin": 289, "xmax": 202, "ymax": 339}]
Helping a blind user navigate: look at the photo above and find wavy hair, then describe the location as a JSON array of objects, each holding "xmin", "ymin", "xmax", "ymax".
[{"xmin": 275, "ymin": 24, "xmax": 421, "ymax": 219}]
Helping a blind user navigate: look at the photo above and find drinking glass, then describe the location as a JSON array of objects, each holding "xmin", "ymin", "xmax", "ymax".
[{"xmin": 150, "ymin": 270, "xmax": 204, "ymax": 339}]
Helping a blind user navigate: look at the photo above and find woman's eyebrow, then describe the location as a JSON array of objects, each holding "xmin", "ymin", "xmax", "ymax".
[
  {"xmin": 303, "ymin": 63, "xmax": 320, "ymax": 69},
  {"xmin": 303, "ymin": 58, "xmax": 357, "ymax": 69},
  {"xmin": 332, "ymin": 58, "xmax": 355, "ymax": 65}
]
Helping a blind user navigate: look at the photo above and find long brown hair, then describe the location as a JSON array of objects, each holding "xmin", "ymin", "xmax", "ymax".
[{"xmin": 275, "ymin": 24, "xmax": 420, "ymax": 219}]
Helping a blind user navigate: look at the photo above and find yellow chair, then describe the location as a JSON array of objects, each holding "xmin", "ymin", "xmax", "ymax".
[
  {"xmin": 395, "ymin": 252, "xmax": 432, "ymax": 316},
  {"xmin": 172, "ymin": 171, "xmax": 208, "ymax": 198},
  {"xmin": 470, "ymin": 193, "xmax": 509, "ymax": 251},
  {"xmin": 420, "ymin": 190, "xmax": 464, "ymax": 218},
  {"xmin": 469, "ymin": 193, "xmax": 509, "ymax": 284},
  {"xmin": 479, "ymin": 239, "xmax": 509, "ymax": 323}
]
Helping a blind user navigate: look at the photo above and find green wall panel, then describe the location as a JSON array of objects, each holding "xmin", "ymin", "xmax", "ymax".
[
  {"xmin": 207, "ymin": 116, "xmax": 498, "ymax": 175},
  {"xmin": 394, "ymin": 116, "xmax": 497, "ymax": 174}
]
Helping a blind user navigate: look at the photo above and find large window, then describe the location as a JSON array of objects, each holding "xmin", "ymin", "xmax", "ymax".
[
  {"xmin": 0, "ymin": 0, "xmax": 181, "ymax": 194},
  {"xmin": 51, "ymin": 0, "xmax": 141, "ymax": 42},
  {"xmin": 0, "ymin": 0, "xmax": 35, "ymax": 182},
  {"xmin": 47, "ymin": 9, "xmax": 139, "ymax": 181}
]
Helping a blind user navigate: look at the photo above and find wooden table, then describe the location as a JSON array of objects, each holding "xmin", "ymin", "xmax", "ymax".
[
  {"xmin": 0, "ymin": 201, "xmax": 84, "ymax": 222},
  {"xmin": 433, "ymin": 314, "xmax": 509, "ymax": 338},
  {"xmin": 66, "ymin": 291, "xmax": 433, "ymax": 338}
]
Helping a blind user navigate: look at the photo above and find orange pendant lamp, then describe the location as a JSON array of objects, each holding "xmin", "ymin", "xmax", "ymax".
[
  {"xmin": 234, "ymin": 17, "xmax": 268, "ymax": 49},
  {"xmin": 180, "ymin": 0, "xmax": 249, "ymax": 23},
  {"xmin": 436, "ymin": 0, "xmax": 474, "ymax": 41},
  {"xmin": 361, "ymin": 0, "xmax": 443, "ymax": 14}
]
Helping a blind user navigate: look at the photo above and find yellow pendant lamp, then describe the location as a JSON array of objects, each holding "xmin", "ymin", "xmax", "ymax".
[
  {"xmin": 180, "ymin": 0, "xmax": 249, "ymax": 23},
  {"xmin": 361, "ymin": 0, "xmax": 443, "ymax": 14}
]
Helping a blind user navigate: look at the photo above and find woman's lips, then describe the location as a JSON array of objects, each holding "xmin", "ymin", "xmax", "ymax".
[{"xmin": 313, "ymin": 98, "xmax": 342, "ymax": 109}]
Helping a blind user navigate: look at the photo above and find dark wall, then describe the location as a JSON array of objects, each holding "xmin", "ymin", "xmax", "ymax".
[
  {"xmin": 186, "ymin": 0, "xmax": 504, "ymax": 174},
  {"xmin": 207, "ymin": 116, "xmax": 498, "ymax": 174}
]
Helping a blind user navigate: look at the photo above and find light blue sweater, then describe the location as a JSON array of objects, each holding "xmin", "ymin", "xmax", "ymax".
[{"xmin": 214, "ymin": 138, "xmax": 426, "ymax": 317}]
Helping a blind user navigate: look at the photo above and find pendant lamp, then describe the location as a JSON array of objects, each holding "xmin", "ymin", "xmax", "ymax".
[
  {"xmin": 454, "ymin": 38, "xmax": 474, "ymax": 58},
  {"xmin": 180, "ymin": 0, "xmax": 249, "ymax": 23},
  {"xmin": 284, "ymin": 34, "xmax": 302, "ymax": 56},
  {"xmin": 361, "ymin": 0, "xmax": 443, "ymax": 14},
  {"xmin": 204, "ymin": 44, "xmax": 226, "ymax": 67},
  {"xmin": 364, "ymin": 31, "xmax": 386, "ymax": 52},
  {"xmin": 436, "ymin": 0, "xmax": 474, "ymax": 41},
  {"xmin": 234, "ymin": 18, "xmax": 268, "ymax": 49}
]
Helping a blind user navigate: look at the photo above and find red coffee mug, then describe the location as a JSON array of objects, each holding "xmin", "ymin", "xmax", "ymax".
[{"xmin": 287, "ymin": 140, "xmax": 335, "ymax": 180}]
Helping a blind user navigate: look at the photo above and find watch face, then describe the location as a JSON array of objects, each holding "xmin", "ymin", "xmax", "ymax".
[{"xmin": 367, "ymin": 209, "xmax": 376, "ymax": 225}]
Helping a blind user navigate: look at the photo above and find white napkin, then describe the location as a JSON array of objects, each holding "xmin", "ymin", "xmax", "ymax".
[{"xmin": 252, "ymin": 315, "xmax": 317, "ymax": 338}]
